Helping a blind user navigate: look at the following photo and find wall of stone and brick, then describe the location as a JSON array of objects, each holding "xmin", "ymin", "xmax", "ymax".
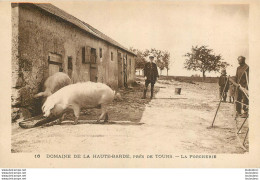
[{"xmin": 11, "ymin": 4, "xmax": 136, "ymax": 121}]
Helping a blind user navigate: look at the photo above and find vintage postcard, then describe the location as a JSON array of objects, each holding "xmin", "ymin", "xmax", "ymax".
[{"xmin": 0, "ymin": 0, "xmax": 260, "ymax": 168}]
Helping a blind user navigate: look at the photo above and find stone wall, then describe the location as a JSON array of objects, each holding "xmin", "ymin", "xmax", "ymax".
[{"xmin": 11, "ymin": 4, "xmax": 136, "ymax": 121}]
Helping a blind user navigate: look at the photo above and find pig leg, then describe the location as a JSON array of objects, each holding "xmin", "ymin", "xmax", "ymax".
[
  {"xmin": 34, "ymin": 91, "xmax": 50, "ymax": 98},
  {"xmin": 104, "ymin": 112, "xmax": 109, "ymax": 122},
  {"xmin": 56, "ymin": 113, "xmax": 66, "ymax": 125},
  {"xmin": 98, "ymin": 104, "xmax": 108, "ymax": 122},
  {"xmin": 71, "ymin": 105, "xmax": 80, "ymax": 125},
  {"xmin": 34, "ymin": 92, "xmax": 45, "ymax": 98}
]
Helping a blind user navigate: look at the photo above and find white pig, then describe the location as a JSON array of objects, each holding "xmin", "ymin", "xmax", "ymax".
[
  {"xmin": 42, "ymin": 81, "xmax": 122, "ymax": 125},
  {"xmin": 34, "ymin": 72, "xmax": 72, "ymax": 101}
]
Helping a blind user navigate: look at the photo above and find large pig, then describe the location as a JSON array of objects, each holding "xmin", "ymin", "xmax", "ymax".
[
  {"xmin": 42, "ymin": 82, "xmax": 122, "ymax": 125},
  {"xmin": 34, "ymin": 72, "xmax": 72, "ymax": 102}
]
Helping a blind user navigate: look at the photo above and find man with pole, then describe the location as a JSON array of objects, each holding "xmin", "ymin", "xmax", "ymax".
[
  {"xmin": 235, "ymin": 56, "xmax": 249, "ymax": 118},
  {"xmin": 218, "ymin": 69, "xmax": 229, "ymax": 102},
  {"xmin": 211, "ymin": 72, "xmax": 229, "ymax": 127}
]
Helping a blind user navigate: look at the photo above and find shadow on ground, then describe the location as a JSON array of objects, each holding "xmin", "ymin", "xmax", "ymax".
[{"xmin": 49, "ymin": 120, "xmax": 145, "ymax": 126}]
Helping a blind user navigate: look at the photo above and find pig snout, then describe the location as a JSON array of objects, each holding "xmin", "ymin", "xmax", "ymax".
[
  {"xmin": 42, "ymin": 105, "xmax": 50, "ymax": 118},
  {"xmin": 43, "ymin": 104, "xmax": 65, "ymax": 118},
  {"xmin": 42, "ymin": 110, "xmax": 50, "ymax": 118}
]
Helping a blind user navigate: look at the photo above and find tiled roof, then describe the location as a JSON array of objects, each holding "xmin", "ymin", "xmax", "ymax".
[{"xmin": 32, "ymin": 3, "xmax": 136, "ymax": 56}]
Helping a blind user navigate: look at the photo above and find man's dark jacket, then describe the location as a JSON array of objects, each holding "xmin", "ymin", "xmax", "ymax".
[
  {"xmin": 144, "ymin": 62, "xmax": 159, "ymax": 82},
  {"xmin": 235, "ymin": 63, "xmax": 249, "ymax": 89},
  {"xmin": 219, "ymin": 75, "xmax": 229, "ymax": 92}
]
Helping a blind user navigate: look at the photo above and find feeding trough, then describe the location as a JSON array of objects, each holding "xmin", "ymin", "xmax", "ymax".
[
  {"xmin": 175, "ymin": 88, "xmax": 182, "ymax": 95},
  {"xmin": 19, "ymin": 114, "xmax": 61, "ymax": 129}
]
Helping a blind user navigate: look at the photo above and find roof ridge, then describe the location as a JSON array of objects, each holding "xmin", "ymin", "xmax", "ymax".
[
  {"xmin": 31, "ymin": 3, "xmax": 136, "ymax": 56},
  {"xmin": 80, "ymin": 20, "xmax": 128, "ymax": 49}
]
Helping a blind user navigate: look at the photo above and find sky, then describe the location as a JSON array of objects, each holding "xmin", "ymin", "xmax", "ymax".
[{"xmin": 53, "ymin": 1, "xmax": 249, "ymax": 77}]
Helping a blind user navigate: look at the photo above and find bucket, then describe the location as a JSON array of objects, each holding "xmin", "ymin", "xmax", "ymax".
[{"xmin": 175, "ymin": 88, "xmax": 182, "ymax": 95}]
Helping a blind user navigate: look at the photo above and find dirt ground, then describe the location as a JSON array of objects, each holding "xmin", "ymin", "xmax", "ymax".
[{"xmin": 11, "ymin": 77, "xmax": 248, "ymax": 154}]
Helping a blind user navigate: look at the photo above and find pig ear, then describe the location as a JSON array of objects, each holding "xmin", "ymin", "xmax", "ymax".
[
  {"xmin": 49, "ymin": 104, "xmax": 56, "ymax": 113},
  {"xmin": 42, "ymin": 103, "xmax": 47, "ymax": 112}
]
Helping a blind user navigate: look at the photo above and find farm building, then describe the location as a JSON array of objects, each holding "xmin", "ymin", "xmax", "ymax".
[{"xmin": 11, "ymin": 3, "xmax": 136, "ymax": 121}]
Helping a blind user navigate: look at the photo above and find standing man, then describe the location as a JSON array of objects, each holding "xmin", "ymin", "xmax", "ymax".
[
  {"xmin": 218, "ymin": 69, "xmax": 229, "ymax": 102},
  {"xmin": 235, "ymin": 56, "xmax": 249, "ymax": 118},
  {"xmin": 142, "ymin": 53, "xmax": 159, "ymax": 99}
]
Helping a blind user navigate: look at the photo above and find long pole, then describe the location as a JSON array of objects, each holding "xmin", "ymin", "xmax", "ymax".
[
  {"xmin": 245, "ymin": 71, "xmax": 249, "ymax": 89},
  {"xmin": 235, "ymin": 100, "xmax": 249, "ymax": 107},
  {"xmin": 211, "ymin": 76, "xmax": 229, "ymax": 127},
  {"xmin": 243, "ymin": 128, "xmax": 249, "ymax": 147},
  {"xmin": 237, "ymin": 115, "xmax": 249, "ymax": 134}
]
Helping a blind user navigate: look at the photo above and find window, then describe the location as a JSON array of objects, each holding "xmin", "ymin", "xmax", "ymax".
[
  {"xmin": 48, "ymin": 53, "xmax": 63, "ymax": 73},
  {"xmin": 124, "ymin": 55, "xmax": 127, "ymax": 65},
  {"xmin": 68, "ymin": 56, "xmax": 72, "ymax": 78},
  {"xmin": 82, "ymin": 47, "xmax": 86, "ymax": 63},
  {"xmin": 82, "ymin": 46, "xmax": 96, "ymax": 64},
  {"xmin": 129, "ymin": 58, "xmax": 131, "ymax": 70},
  {"xmin": 118, "ymin": 52, "xmax": 121, "ymax": 62},
  {"xmin": 90, "ymin": 48, "xmax": 97, "ymax": 64},
  {"xmin": 100, "ymin": 48, "xmax": 102, "ymax": 58},
  {"xmin": 111, "ymin": 52, "xmax": 113, "ymax": 61},
  {"xmin": 48, "ymin": 53, "xmax": 62, "ymax": 64},
  {"xmin": 68, "ymin": 56, "xmax": 73, "ymax": 70}
]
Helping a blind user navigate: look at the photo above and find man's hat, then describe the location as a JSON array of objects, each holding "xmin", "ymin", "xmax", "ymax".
[{"xmin": 221, "ymin": 69, "xmax": 226, "ymax": 74}]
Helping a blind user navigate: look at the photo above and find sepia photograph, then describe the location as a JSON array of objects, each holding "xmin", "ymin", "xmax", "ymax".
[{"xmin": 1, "ymin": 0, "xmax": 260, "ymax": 168}]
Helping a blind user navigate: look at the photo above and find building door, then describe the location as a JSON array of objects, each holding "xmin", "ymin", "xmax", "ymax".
[
  {"xmin": 90, "ymin": 66, "xmax": 98, "ymax": 82},
  {"xmin": 90, "ymin": 48, "xmax": 98, "ymax": 82},
  {"xmin": 49, "ymin": 63, "xmax": 61, "ymax": 76},
  {"xmin": 123, "ymin": 55, "xmax": 128, "ymax": 88},
  {"xmin": 48, "ymin": 53, "xmax": 63, "ymax": 76},
  {"xmin": 118, "ymin": 52, "xmax": 123, "ymax": 87},
  {"xmin": 68, "ymin": 56, "xmax": 73, "ymax": 78}
]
